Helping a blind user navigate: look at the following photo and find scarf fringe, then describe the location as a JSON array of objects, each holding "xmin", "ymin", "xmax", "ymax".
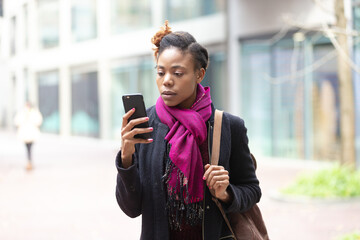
[{"xmin": 162, "ymin": 151, "xmax": 203, "ymax": 231}]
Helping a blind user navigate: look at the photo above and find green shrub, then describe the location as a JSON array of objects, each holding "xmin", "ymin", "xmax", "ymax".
[
  {"xmin": 336, "ymin": 231, "xmax": 360, "ymax": 240},
  {"xmin": 281, "ymin": 164, "xmax": 360, "ymax": 198}
]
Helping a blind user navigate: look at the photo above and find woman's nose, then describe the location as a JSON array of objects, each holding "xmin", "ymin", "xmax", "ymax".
[{"xmin": 163, "ymin": 73, "xmax": 173, "ymax": 86}]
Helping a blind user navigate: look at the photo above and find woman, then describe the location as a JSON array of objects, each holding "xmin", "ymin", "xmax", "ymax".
[
  {"xmin": 115, "ymin": 21, "xmax": 261, "ymax": 240},
  {"xmin": 14, "ymin": 102, "xmax": 43, "ymax": 170}
]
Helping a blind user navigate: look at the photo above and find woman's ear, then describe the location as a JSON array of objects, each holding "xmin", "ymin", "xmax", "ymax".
[{"xmin": 196, "ymin": 68, "xmax": 206, "ymax": 84}]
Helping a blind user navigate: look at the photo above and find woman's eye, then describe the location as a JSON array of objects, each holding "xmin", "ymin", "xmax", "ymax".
[
  {"xmin": 174, "ymin": 72, "xmax": 183, "ymax": 77},
  {"xmin": 157, "ymin": 72, "xmax": 164, "ymax": 77}
]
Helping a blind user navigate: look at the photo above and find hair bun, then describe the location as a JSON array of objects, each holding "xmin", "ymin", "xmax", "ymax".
[{"xmin": 151, "ymin": 20, "xmax": 172, "ymax": 58}]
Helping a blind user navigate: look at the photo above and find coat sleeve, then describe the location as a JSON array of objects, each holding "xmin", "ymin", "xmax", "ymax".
[
  {"xmin": 115, "ymin": 149, "xmax": 142, "ymax": 218},
  {"xmin": 224, "ymin": 116, "xmax": 262, "ymax": 213}
]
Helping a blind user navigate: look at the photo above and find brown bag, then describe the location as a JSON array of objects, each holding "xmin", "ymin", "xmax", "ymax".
[{"xmin": 211, "ymin": 110, "xmax": 269, "ymax": 240}]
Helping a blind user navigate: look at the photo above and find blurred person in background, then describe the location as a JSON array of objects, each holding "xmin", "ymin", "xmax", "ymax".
[
  {"xmin": 115, "ymin": 21, "xmax": 261, "ymax": 239},
  {"xmin": 14, "ymin": 102, "xmax": 43, "ymax": 171}
]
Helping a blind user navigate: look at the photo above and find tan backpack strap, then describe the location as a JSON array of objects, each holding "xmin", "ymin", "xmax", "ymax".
[{"xmin": 211, "ymin": 109, "xmax": 223, "ymax": 165}]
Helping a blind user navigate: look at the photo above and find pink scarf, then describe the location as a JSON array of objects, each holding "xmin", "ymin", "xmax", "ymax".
[{"xmin": 156, "ymin": 84, "xmax": 212, "ymax": 204}]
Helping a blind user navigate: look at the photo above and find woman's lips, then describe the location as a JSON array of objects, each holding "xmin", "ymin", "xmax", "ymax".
[{"xmin": 162, "ymin": 91, "xmax": 176, "ymax": 100}]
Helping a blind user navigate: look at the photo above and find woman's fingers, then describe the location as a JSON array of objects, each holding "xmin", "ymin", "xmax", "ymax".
[
  {"xmin": 122, "ymin": 108, "xmax": 151, "ymax": 134},
  {"xmin": 125, "ymin": 137, "xmax": 153, "ymax": 145},
  {"xmin": 203, "ymin": 164, "xmax": 229, "ymax": 193},
  {"xmin": 122, "ymin": 108, "xmax": 135, "ymax": 128},
  {"xmin": 203, "ymin": 164, "xmax": 227, "ymax": 181},
  {"xmin": 122, "ymin": 116, "xmax": 149, "ymax": 134},
  {"xmin": 121, "ymin": 109, "xmax": 152, "ymax": 161},
  {"xmin": 207, "ymin": 170, "xmax": 229, "ymax": 188},
  {"xmin": 121, "ymin": 133, "xmax": 153, "ymax": 161},
  {"xmin": 122, "ymin": 126, "xmax": 153, "ymax": 140},
  {"xmin": 209, "ymin": 176, "xmax": 229, "ymax": 189}
]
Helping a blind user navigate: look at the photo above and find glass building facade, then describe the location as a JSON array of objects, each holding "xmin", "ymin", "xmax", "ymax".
[
  {"xmin": 33, "ymin": 0, "xmax": 226, "ymax": 139},
  {"xmin": 111, "ymin": 0, "xmax": 151, "ymax": 34},
  {"xmin": 241, "ymin": 34, "xmax": 340, "ymax": 161},
  {"xmin": 38, "ymin": 70, "xmax": 60, "ymax": 133},
  {"xmin": 38, "ymin": 0, "xmax": 59, "ymax": 49},
  {"xmin": 23, "ymin": 3, "xmax": 29, "ymax": 49},
  {"xmin": 165, "ymin": 0, "xmax": 224, "ymax": 22},
  {"xmin": 71, "ymin": 67, "xmax": 99, "ymax": 137},
  {"xmin": 71, "ymin": 0, "xmax": 97, "ymax": 42},
  {"xmin": 10, "ymin": 16, "xmax": 16, "ymax": 56}
]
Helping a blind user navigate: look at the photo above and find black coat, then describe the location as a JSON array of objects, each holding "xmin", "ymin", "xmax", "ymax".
[{"xmin": 115, "ymin": 105, "xmax": 261, "ymax": 240}]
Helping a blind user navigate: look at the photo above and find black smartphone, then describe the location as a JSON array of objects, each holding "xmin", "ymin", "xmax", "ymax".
[{"xmin": 122, "ymin": 93, "xmax": 151, "ymax": 139}]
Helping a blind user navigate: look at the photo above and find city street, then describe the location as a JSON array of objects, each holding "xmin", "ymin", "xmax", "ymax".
[{"xmin": 1, "ymin": 130, "xmax": 359, "ymax": 240}]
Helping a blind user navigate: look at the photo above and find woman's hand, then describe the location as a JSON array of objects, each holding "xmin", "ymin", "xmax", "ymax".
[
  {"xmin": 121, "ymin": 108, "xmax": 153, "ymax": 168},
  {"xmin": 203, "ymin": 164, "xmax": 232, "ymax": 204}
]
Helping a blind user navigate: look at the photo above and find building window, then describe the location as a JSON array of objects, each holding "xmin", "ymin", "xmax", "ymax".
[
  {"xmin": 111, "ymin": 57, "xmax": 156, "ymax": 139},
  {"xmin": 24, "ymin": 68, "xmax": 29, "ymax": 101},
  {"xmin": 11, "ymin": 75, "xmax": 17, "ymax": 118},
  {"xmin": 111, "ymin": 0, "xmax": 151, "ymax": 34},
  {"xmin": 0, "ymin": 0, "xmax": 3, "ymax": 17},
  {"xmin": 71, "ymin": 66, "xmax": 99, "ymax": 137},
  {"xmin": 10, "ymin": 16, "xmax": 16, "ymax": 56},
  {"xmin": 166, "ymin": 0, "xmax": 224, "ymax": 22},
  {"xmin": 38, "ymin": 0, "xmax": 59, "ymax": 49},
  {"xmin": 240, "ymin": 35, "xmax": 340, "ymax": 161},
  {"xmin": 71, "ymin": 0, "xmax": 97, "ymax": 42},
  {"xmin": 38, "ymin": 70, "xmax": 60, "ymax": 133},
  {"xmin": 23, "ymin": 4, "xmax": 29, "ymax": 49},
  {"xmin": 201, "ymin": 52, "xmax": 226, "ymax": 110},
  {"xmin": 241, "ymin": 43, "xmax": 273, "ymax": 157},
  {"xmin": 354, "ymin": 2, "xmax": 360, "ymax": 28}
]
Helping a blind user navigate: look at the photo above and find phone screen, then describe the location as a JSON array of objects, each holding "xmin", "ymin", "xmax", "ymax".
[{"xmin": 122, "ymin": 94, "xmax": 151, "ymax": 139}]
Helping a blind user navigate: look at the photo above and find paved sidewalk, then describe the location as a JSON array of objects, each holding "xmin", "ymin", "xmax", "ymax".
[
  {"xmin": 0, "ymin": 130, "xmax": 359, "ymax": 239},
  {"xmin": 0, "ymin": 131, "xmax": 140, "ymax": 240}
]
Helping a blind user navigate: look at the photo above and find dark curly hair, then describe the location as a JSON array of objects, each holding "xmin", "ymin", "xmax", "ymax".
[{"xmin": 151, "ymin": 20, "xmax": 209, "ymax": 71}]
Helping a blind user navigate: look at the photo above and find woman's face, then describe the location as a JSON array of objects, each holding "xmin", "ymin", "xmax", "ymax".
[{"xmin": 156, "ymin": 47, "xmax": 205, "ymax": 109}]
